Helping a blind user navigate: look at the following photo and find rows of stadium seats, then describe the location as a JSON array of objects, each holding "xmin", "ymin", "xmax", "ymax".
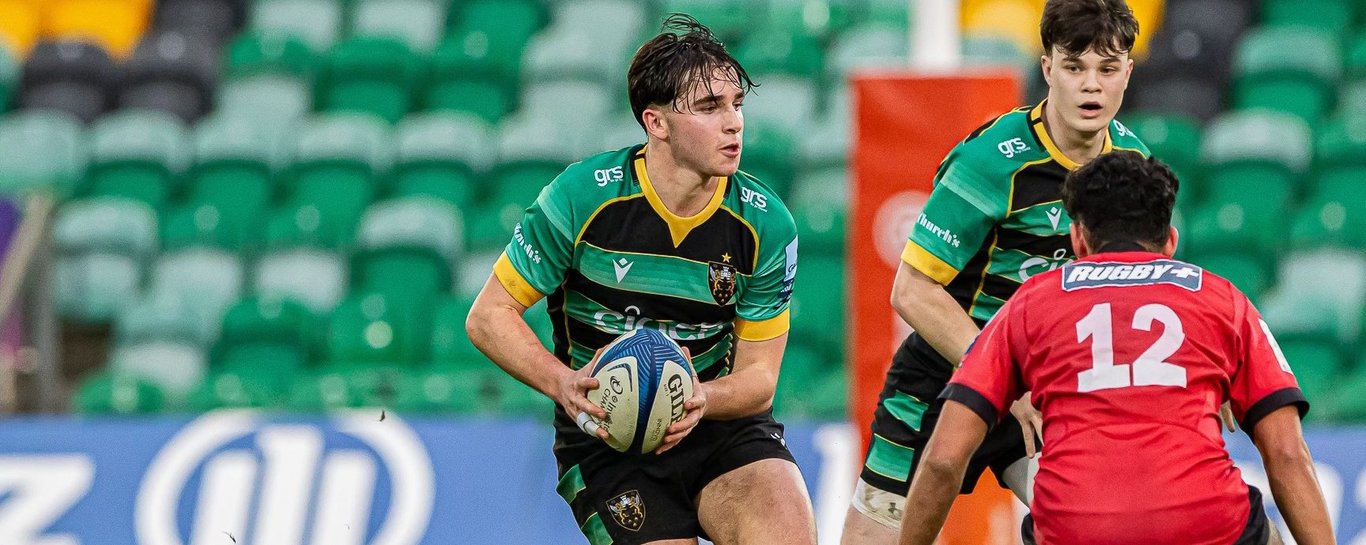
[{"xmin": 7, "ymin": 0, "xmax": 1363, "ymax": 423}]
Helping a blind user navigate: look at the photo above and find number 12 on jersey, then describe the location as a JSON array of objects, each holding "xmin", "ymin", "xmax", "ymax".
[{"xmin": 1076, "ymin": 303, "xmax": 1188, "ymax": 392}]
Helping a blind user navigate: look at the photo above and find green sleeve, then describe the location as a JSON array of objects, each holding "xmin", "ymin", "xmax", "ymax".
[
  {"xmin": 503, "ymin": 176, "xmax": 576, "ymax": 296},
  {"xmin": 905, "ymin": 153, "xmax": 1006, "ymax": 283},
  {"xmin": 735, "ymin": 202, "xmax": 798, "ymax": 339}
]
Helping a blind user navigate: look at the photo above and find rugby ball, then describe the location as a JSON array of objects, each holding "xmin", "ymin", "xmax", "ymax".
[{"xmin": 584, "ymin": 328, "xmax": 695, "ymax": 454}]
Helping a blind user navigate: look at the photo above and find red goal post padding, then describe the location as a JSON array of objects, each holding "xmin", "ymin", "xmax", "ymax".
[{"xmin": 849, "ymin": 72, "xmax": 1022, "ymax": 545}]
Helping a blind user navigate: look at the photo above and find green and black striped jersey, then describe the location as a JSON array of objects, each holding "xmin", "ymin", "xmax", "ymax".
[
  {"xmin": 902, "ymin": 101, "xmax": 1150, "ymax": 324},
  {"xmin": 495, "ymin": 145, "xmax": 798, "ymax": 380}
]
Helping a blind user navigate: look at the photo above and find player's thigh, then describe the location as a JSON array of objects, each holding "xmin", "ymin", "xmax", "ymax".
[{"xmin": 696, "ymin": 458, "xmax": 816, "ymax": 545}]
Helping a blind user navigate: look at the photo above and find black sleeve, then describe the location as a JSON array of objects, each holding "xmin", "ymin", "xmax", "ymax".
[
  {"xmin": 1242, "ymin": 387, "xmax": 1310, "ymax": 433},
  {"xmin": 940, "ymin": 384, "xmax": 999, "ymax": 430}
]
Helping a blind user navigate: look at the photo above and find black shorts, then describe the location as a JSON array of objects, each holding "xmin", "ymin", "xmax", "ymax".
[
  {"xmin": 860, "ymin": 332, "xmax": 1032, "ymax": 495},
  {"xmin": 551, "ymin": 406, "xmax": 796, "ymax": 545},
  {"xmin": 1020, "ymin": 485, "xmax": 1276, "ymax": 545}
]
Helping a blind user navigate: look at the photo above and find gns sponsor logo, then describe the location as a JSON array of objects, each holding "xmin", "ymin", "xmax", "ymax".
[
  {"xmin": 997, "ymin": 138, "xmax": 1030, "ymax": 158},
  {"xmin": 136, "ymin": 410, "xmax": 435, "ymax": 545},
  {"xmin": 595, "ymin": 167, "xmax": 624, "ymax": 187},
  {"xmin": 740, "ymin": 187, "xmax": 767, "ymax": 211}
]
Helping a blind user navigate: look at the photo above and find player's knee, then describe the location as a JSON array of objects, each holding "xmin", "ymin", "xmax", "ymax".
[{"xmin": 850, "ymin": 478, "xmax": 907, "ymax": 529}]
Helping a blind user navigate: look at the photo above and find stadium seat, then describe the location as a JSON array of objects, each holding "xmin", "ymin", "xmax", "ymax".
[
  {"xmin": 1275, "ymin": 340, "xmax": 1342, "ymax": 409},
  {"xmin": 1182, "ymin": 194, "xmax": 1283, "ymax": 265},
  {"xmin": 187, "ymin": 113, "xmax": 288, "ymax": 245},
  {"xmin": 482, "ymin": 161, "xmax": 562, "ymax": 248},
  {"xmin": 316, "ymin": 37, "xmax": 422, "ymax": 124},
  {"xmin": 1128, "ymin": 75, "xmax": 1225, "ymax": 123},
  {"xmin": 522, "ymin": 0, "xmax": 645, "ymax": 85},
  {"xmin": 43, "ymin": 0, "xmax": 150, "ymax": 58},
  {"xmin": 110, "ymin": 333, "xmax": 209, "ymax": 403},
  {"xmin": 742, "ymin": 74, "xmax": 818, "ymax": 136},
  {"xmin": 19, "ymin": 41, "xmax": 116, "ymax": 123},
  {"xmin": 352, "ymin": 196, "xmax": 462, "ymax": 304},
  {"xmin": 767, "ymin": 0, "xmax": 854, "ymax": 39},
  {"xmin": 661, "ymin": 0, "xmax": 750, "ymax": 43},
  {"xmin": 154, "ymin": 0, "xmax": 243, "ymax": 46},
  {"xmin": 441, "ymin": 0, "xmax": 541, "ymax": 86},
  {"xmin": 789, "ymin": 255, "xmax": 846, "ymax": 358},
  {"xmin": 0, "ymin": 110, "xmax": 86, "ymax": 195},
  {"xmin": 1233, "ymin": 26, "xmax": 1341, "ymax": 127},
  {"xmin": 160, "ymin": 202, "xmax": 250, "ymax": 250},
  {"xmin": 789, "ymin": 167, "xmax": 849, "ymax": 211},
  {"xmin": 1138, "ymin": 0, "xmax": 1248, "ymax": 80},
  {"xmin": 253, "ymin": 247, "xmax": 347, "ymax": 314},
  {"xmin": 287, "ymin": 371, "xmax": 358, "ymax": 410},
  {"xmin": 226, "ymin": 31, "xmax": 314, "ymax": 79},
  {"xmin": 735, "ymin": 27, "xmax": 825, "ymax": 79},
  {"xmin": 826, "ymin": 23, "xmax": 909, "ymax": 86},
  {"xmin": 422, "ymin": 75, "xmax": 511, "ymax": 124},
  {"xmin": 387, "ymin": 370, "xmax": 483, "ymax": 414},
  {"xmin": 1327, "ymin": 363, "xmax": 1366, "ymax": 422},
  {"xmin": 1261, "ymin": 249, "xmax": 1366, "ymax": 347},
  {"xmin": 211, "ymin": 296, "xmax": 314, "ymax": 389},
  {"xmin": 1192, "ymin": 253, "xmax": 1271, "ymax": 303},
  {"xmin": 84, "ymin": 109, "xmax": 191, "ymax": 208},
  {"xmin": 1289, "ymin": 174, "xmax": 1366, "ymax": 250},
  {"xmin": 286, "ymin": 113, "xmax": 392, "ymax": 245},
  {"xmin": 427, "ymin": 294, "xmax": 485, "ymax": 370},
  {"xmin": 73, "ymin": 371, "xmax": 166, "ymax": 414},
  {"xmin": 0, "ymin": 44, "xmax": 16, "ymax": 110},
  {"xmin": 739, "ymin": 124, "xmax": 798, "ymax": 198},
  {"xmin": 351, "ymin": 0, "xmax": 445, "ymax": 53},
  {"xmin": 323, "ymin": 291, "xmax": 424, "ymax": 367},
  {"xmin": 1122, "ymin": 113, "xmax": 1202, "ymax": 187},
  {"xmin": 249, "ymin": 0, "xmax": 343, "ymax": 52},
  {"xmin": 792, "ymin": 195, "xmax": 846, "ymax": 259},
  {"xmin": 1260, "ymin": 0, "xmax": 1353, "ymax": 37},
  {"xmin": 53, "ymin": 197, "xmax": 157, "ymax": 322},
  {"xmin": 392, "ymin": 112, "xmax": 491, "ymax": 208},
  {"xmin": 1347, "ymin": 31, "xmax": 1366, "ymax": 82},
  {"xmin": 119, "ymin": 31, "xmax": 220, "ymax": 122},
  {"xmin": 801, "ymin": 88, "xmax": 851, "ymax": 171},
  {"xmin": 0, "ymin": 0, "xmax": 41, "ymax": 57},
  {"xmin": 186, "ymin": 371, "xmax": 282, "ymax": 410},
  {"xmin": 217, "ymin": 75, "xmax": 312, "ymax": 133},
  {"xmin": 1314, "ymin": 115, "xmax": 1366, "ymax": 176},
  {"xmin": 1199, "ymin": 110, "xmax": 1311, "ymax": 205},
  {"xmin": 495, "ymin": 112, "xmax": 582, "ymax": 166},
  {"xmin": 149, "ymin": 248, "xmax": 245, "ymax": 333}
]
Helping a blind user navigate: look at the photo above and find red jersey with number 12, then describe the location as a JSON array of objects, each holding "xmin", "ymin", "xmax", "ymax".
[{"xmin": 943, "ymin": 251, "xmax": 1307, "ymax": 545}]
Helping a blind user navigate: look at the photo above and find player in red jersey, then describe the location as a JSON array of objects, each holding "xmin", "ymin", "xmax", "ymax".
[{"xmin": 897, "ymin": 151, "xmax": 1335, "ymax": 545}]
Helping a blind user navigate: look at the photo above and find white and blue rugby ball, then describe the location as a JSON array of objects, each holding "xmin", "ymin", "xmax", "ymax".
[{"xmin": 581, "ymin": 328, "xmax": 695, "ymax": 454}]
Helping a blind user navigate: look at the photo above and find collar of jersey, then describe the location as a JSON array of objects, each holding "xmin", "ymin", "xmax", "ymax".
[
  {"xmin": 1029, "ymin": 100, "xmax": 1113, "ymax": 170},
  {"xmin": 632, "ymin": 148, "xmax": 728, "ymax": 248}
]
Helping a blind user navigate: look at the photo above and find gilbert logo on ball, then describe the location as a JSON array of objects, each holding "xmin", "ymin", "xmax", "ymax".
[{"xmin": 580, "ymin": 329, "xmax": 694, "ymax": 454}]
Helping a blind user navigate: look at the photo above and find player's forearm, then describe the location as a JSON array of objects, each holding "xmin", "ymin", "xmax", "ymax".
[
  {"xmin": 891, "ymin": 263, "xmax": 980, "ymax": 365},
  {"xmin": 699, "ymin": 364, "xmax": 776, "ymax": 419},
  {"xmin": 1263, "ymin": 443, "xmax": 1335, "ymax": 544},
  {"xmin": 466, "ymin": 300, "xmax": 570, "ymax": 399},
  {"xmin": 897, "ymin": 459, "xmax": 964, "ymax": 545}
]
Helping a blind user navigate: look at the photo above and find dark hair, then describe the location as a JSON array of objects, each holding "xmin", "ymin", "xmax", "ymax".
[
  {"xmin": 1040, "ymin": 0, "xmax": 1139, "ymax": 57},
  {"xmin": 1062, "ymin": 151, "xmax": 1179, "ymax": 250},
  {"xmin": 627, "ymin": 13, "xmax": 756, "ymax": 129}
]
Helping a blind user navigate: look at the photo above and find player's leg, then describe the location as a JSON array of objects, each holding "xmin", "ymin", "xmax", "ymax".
[
  {"xmin": 841, "ymin": 372, "xmax": 939, "ymax": 543},
  {"xmin": 697, "ymin": 458, "xmax": 816, "ymax": 545},
  {"xmin": 841, "ymin": 481, "xmax": 902, "ymax": 543}
]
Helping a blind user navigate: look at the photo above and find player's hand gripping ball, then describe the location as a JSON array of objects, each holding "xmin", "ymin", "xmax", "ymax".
[{"xmin": 576, "ymin": 328, "xmax": 695, "ymax": 454}]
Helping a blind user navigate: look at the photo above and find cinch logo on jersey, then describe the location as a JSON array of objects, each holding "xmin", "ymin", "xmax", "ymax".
[
  {"xmin": 592, "ymin": 305, "xmax": 727, "ymax": 341},
  {"xmin": 135, "ymin": 410, "xmax": 435, "ymax": 545},
  {"xmin": 916, "ymin": 214, "xmax": 960, "ymax": 248},
  {"xmin": 1061, "ymin": 260, "xmax": 1203, "ymax": 292}
]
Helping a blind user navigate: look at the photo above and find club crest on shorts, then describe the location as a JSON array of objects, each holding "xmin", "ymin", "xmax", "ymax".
[
  {"xmin": 708, "ymin": 261, "xmax": 737, "ymax": 305},
  {"xmin": 607, "ymin": 490, "xmax": 646, "ymax": 531}
]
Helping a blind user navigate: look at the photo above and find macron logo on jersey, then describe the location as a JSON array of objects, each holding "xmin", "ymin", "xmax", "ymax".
[{"xmin": 1061, "ymin": 259, "xmax": 1203, "ymax": 292}]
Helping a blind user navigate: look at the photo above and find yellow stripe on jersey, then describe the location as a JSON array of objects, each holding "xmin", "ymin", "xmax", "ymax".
[
  {"xmin": 1029, "ymin": 101, "xmax": 1113, "ymax": 171},
  {"xmin": 735, "ymin": 309, "xmax": 790, "ymax": 342},
  {"xmin": 493, "ymin": 252, "xmax": 546, "ymax": 307},
  {"xmin": 902, "ymin": 241, "xmax": 959, "ymax": 285}
]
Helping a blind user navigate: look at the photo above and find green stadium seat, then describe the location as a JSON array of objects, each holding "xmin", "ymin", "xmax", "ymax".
[
  {"xmin": 388, "ymin": 370, "xmax": 483, "ymax": 414},
  {"xmin": 352, "ymin": 0, "xmax": 445, "ymax": 53},
  {"xmin": 790, "ymin": 167, "xmax": 848, "ymax": 210},
  {"xmin": 596, "ymin": 119, "xmax": 644, "ymax": 154},
  {"xmin": 464, "ymin": 207, "xmax": 512, "ymax": 254},
  {"xmin": 287, "ymin": 371, "xmax": 358, "ymax": 411},
  {"xmin": 735, "ymin": 27, "xmax": 825, "ymax": 79},
  {"xmin": 1199, "ymin": 110, "xmax": 1310, "ymax": 206},
  {"xmin": 53, "ymin": 197, "xmax": 157, "ymax": 322},
  {"xmin": 1194, "ymin": 253, "xmax": 1272, "ymax": 304},
  {"xmin": 1183, "ymin": 194, "xmax": 1284, "ymax": 265},
  {"xmin": 1261, "ymin": 249, "xmax": 1366, "ymax": 347},
  {"xmin": 262, "ymin": 203, "xmax": 345, "ymax": 249},
  {"xmin": 522, "ymin": 1, "xmax": 643, "ymax": 85},
  {"xmin": 743, "ymin": 74, "xmax": 819, "ymax": 137},
  {"xmin": 1327, "ymin": 361, "xmax": 1366, "ymax": 422},
  {"xmin": 800, "ymin": 89, "xmax": 851, "ymax": 171},
  {"xmin": 217, "ymin": 75, "xmax": 312, "ymax": 133},
  {"xmin": 287, "ymin": 113, "xmax": 392, "ymax": 244},
  {"xmin": 1338, "ymin": 81, "xmax": 1366, "ymax": 122},
  {"xmin": 792, "ymin": 197, "xmax": 846, "ymax": 258},
  {"xmin": 1289, "ymin": 174, "xmax": 1366, "ymax": 250},
  {"xmin": 483, "ymin": 161, "xmax": 561, "ymax": 247},
  {"xmin": 826, "ymin": 23, "xmax": 909, "ymax": 86},
  {"xmin": 1123, "ymin": 113, "xmax": 1202, "ymax": 187},
  {"xmin": 108, "ymin": 339, "xmax": 207, "ymax": 405},
  {"xmin": 789, "ymin": 255, "xmax": 846, "ymax": 358},
  {"xmin": 1347, "ymin": 31, "xmax": 1366, "ymax": 81},
  {"xmin": 149, "ymin": 248, "xmax": 246, "ymax": 329},
  {"xmin": 440, "ymin": 0, "xmax": 542, "ymax": 87},
  {"xmin": 84, "ymin": 110, "xmax": 191, "ymax": 208},
  {"xmin": 250, "ymin": 0, "xmax": 343, "ymax": 53},
  {"xmin": 484, "ymin": 370, "xmax": 553, "ymax": 416},
  {"xmin": 739, "ymin": 124, "xmax": 798, "ymax": 198},
  {"xmin": 352, "ymin": 197, "xmax": 462, "ymax": 304},
  {"xmin": 226, "ymin": 31, "xmax": 315, "ymax": 79},
  {"xmin": 160, "ymin": 202, "xmax": 250, "ymax": 250},
  {"xmin": 1233, "ymin": 26, "xmax": 1341, "ymax": 126},
  {"xmin": 775, "ymin": 341, "xmax": 823, "ymax": 417},
  {"xmin": 961, "ymin": 35, "xmax": 1034, "ymax": 79},
  {"xmin": 186, "ymin": 371, "xmax": 284, "ymax": 410},
  {"xmin": 0, "ymin": 43, "xmax": 15, "ymax": 110},
  {"xmin": 422, "ymin": 76, "xmax": 511, "ymax": 124},
  {"xmin": 0, "ymin": 110, "xmax": 86, "ymax": 195},
  {"xmin": 211, "ymin": 297, "xmax": 315, "ymax": 389},
  {"xmin": 253, "ymin": 247, "xmax": 347, "ymax": 313},
  {"xmin": 73, "ymin": 371, "xmax": 166, "ymax": 414},
  {"xmin": 187, "ymin": 114, "xmax": 287, "ymax": 246},
  {"xmin": 317, "ymin": 37, "xmax": 422, "ymax": 124},
  {"xmin": 323, "ymin": 292, "xmax": 424, "ymax": 367},
  {"xmin": 768, "ymin": 0, "xmax": 855, "ymax": 38},
  {"xmin": 1260, "ymin": 0, "xmax": 1353, "ymax": 37},
  {"xmin": 428, "ymin": 294, "xmax": 486, "ymax": 369},
  {"xmin": 392, "ymin": 112, "xmax": 491, "ymax": 208},
  {"xmin": 1313, "ymin": 115, "xmax": 1366, "ymax": 175},
  {"xmin": 1271, "ymin": 340, "xmax": 1342, "ymax": 406},
  {"xmin": 661, "ymin": 0, "xmax": 749, "ymax": 43}
]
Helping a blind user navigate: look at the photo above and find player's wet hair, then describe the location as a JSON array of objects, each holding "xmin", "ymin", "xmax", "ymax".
[
  {"xmin": 1062, "ymin": 151, "xmax": 1178, "ymax": 251},
  {"xmin": 627, "ymin": 13, "xmax": 756, "ymax": 129},
  {"xmin": 1040, "ymin": 0, "xmax": 1139, "ymax": 57}
]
